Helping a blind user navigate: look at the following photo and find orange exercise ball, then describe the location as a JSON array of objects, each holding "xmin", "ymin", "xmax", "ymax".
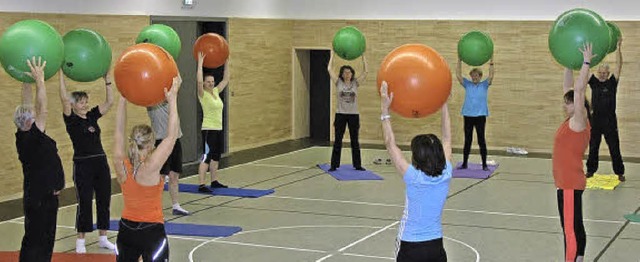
[
  {"xmin": 114, "ymin": 43, "xmax": 178, "ymax": 107},
  {"xmin": 193, "ymin": 33, "xmax": 229, "ymax": 68},
  {"xmin": 377, "ymin": 44, "xmax": 452, "ymax": 118}
]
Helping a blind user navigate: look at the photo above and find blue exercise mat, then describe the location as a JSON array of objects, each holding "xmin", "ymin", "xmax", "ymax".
[
  {"xmin": 103, "ymin": 220, "xmax": 242, "ymax": 237},
  {"xmin": 165, "ymin": 184, "xmax": 275, "ymax": 198},
  {"xmin": 317, "ymin": 164, "xmax": 384, "ymax": 181}
]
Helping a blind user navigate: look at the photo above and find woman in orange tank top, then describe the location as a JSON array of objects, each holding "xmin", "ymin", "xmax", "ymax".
[
  {"xmin": 112, "ymin": 74, "xmax": 182, "ymax": 262},
  {"xmin": 553, "ymin": 43, "xmax": 593, "ymax": 262}
]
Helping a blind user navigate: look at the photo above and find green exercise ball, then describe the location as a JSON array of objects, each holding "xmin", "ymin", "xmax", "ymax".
[
  {"xmin": 607, "ymin": 22, "xmax": 621, "ymax": 54},
  {"xmin": 62, "ymin": 29, "xmax": 112, "ymax": 82},
  {"xmin": 136, "ymin": 24, "xmax": 181, "ymax": 60},
  {"xmin": 457, "ymin": 31, "xmax": 494, "ymax": 66},
  {"xmin": 0, "ymin": 19, "xmax": 64, "ymax": 83},
  {"xmin": 548, "ymin": 8, "xmax": 611, "ymax": 70},
  {"xmin": 332, "ymin": 26, "xmax": 366, "ymax": 60}
]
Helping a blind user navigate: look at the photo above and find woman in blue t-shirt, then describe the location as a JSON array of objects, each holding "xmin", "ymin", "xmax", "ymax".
[
  {"xmin": 380, "ymin": 81, "xmax": 452, "ymax": 262},
  {"xmin": 455, "ymin": 56, "xmax": 494, "ymax": 170}
]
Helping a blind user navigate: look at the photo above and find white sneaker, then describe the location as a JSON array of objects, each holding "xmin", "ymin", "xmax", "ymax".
[
  {"xmin": 172, "ymin": 206, "xmax": 190, "ymax": 216},
  {"xmin": 514, "ymin": 148, "xmax": 528, "ymax": 155},
  {"xmin": 76, "ymin": 239, "xmax": 87, "ymax": 254},
  {"xmin": 506, "ymin": 147, "xmax": 515, "ymax": 154},
  {"xmin": 99, "ymin": 239, "xmax": 116, "ymax": 250}
]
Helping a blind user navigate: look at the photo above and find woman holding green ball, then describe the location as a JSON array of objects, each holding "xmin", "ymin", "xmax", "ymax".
[{"xmin": 327, "ymin": 48, "xmax": 368, "ymax": 171}]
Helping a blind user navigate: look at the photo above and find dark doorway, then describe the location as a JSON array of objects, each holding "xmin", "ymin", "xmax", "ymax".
[{"xmin": 309, "ymin": 50, "xmax": 331, "ymax": 142}]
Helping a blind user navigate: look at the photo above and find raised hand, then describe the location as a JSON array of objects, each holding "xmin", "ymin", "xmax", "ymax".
[
  {"xmin": 198, "ymin": 52, "xmax": 206, "ymax": 65},
  {"xmin": 165, "ymin": 75, "xmax": 182, "ymax": 103},
  {"xmin": 379, "ymin": 81, "xmax": 393, "ymax": 115},
  {"xmin": 24, "ymin": 56, "xmax": 47, "ymax": 82},
  {"xmin": 579, "ymin": 42, "xmax": 596, "ymax": 63}
]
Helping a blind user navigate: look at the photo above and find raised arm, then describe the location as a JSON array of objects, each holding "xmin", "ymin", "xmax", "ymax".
[
  {"xmin": 113, "ymin": 96, "xmax": 127, "ymax": 184},
  {"xmin": 614, "ymin": 37, "xmax": 622, "ymax": 80},
  {"xmin": 563, "ymin": 68, "xmax": 574, "ymax": 95},
  {"xmin": 570, "ymin": 43, "xmax": 594, "ymax": 132},
  {"xmin": 487, "ymin": 58, "xmax": 495, "ymax": 85},
  {"xmin": 143, "ymin": 74, "xmax": 182, "ymax": 180},
  {"xmin": 25, "ymin": 57, "xmax": 47, "ymax": 132},
  {"xmin": 456, "ymin": 57, "xmax": 464, "ymax": 86},
  {"xmin": 22, "ymin": 83, "xmax": 32, "ymax": 106},
  {"xmin": 441, "ymin": 102, "xmax": 452, "ymax": 163},
  {"xmin": 380, "ymin": 81, "xmax": 409, "ymax": 176},
  {"xmin": 58, "ymin": 70, "xmax": 72, "ymax": 116},
  {"xmin": 197, "ymin": 52, "xmax": 205, "ymax": 98},
  {"xmin": 327, "ymin": 50, "xmax": 338, "ymax": 83},
  {"xmin": 356, "ymin": 53, "xmax": 368, "ymax": 83},
  {"xmin": 98, "ymin": 73, "xmax": 114, "ymax": 115},
  {"xmin": 215, "ymin": 61, "xmax": 230, "ymax": 93}
]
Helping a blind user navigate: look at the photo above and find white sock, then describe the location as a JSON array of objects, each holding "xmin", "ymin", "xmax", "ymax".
[
  {"xmin": 99, "ymin": 236, "xmax": 116, "ymax": 250},
  {"xmin": 76, "ymin": 239, "xmax": 86, "ymax": 253},
  {"xmin": 172, "ymin": 203, "xmax": 181, "ymax": 210}
]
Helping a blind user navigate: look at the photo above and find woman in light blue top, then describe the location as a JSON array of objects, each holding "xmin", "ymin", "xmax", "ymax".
[
  {"xmin": 456, "ymin": 56, "xmax": 494, "ymax": 170},
  {"xmin": 380, "ymin": 81, "xmax": 452, "ymax": 262}
]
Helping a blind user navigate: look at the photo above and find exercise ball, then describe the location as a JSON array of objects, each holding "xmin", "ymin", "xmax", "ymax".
[
  {"xmin": 332, "ymin": 26, "xmax": 366, "ymax": 60},
  {"xmin": 457, "ymin": 31, "xmax": 494, "ymax": 66},
  {"xmin": 548, "ymin": 8, "xmax": 611, "ymax": 70},
  {"xmin": 62, "ymin": 29, "xmax": 112, "ymax": 82},
  {"xmin": 0, "ymin": 19, "xmax": 64, "ymax": 82},
  {"xmin": 114, "ymin": 43, "xmax": 178, "ymax": 107},
  {"xmin": 377, "ymin": 44, "xmax": 452, "ymax": 118},
  {"xmin": 607, "ymin": 21, "xmax": 621, "ymax": 53},
  {"xmin": 136, "ymin": 24, "xmax": 181, "ymax": 60},
  {"xmin": 193, "ymin": 33, "xmax": 229, "ymax": 68}
]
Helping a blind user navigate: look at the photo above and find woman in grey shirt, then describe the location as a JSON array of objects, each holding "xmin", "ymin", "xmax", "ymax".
[{"xmin": 327, "ymin": 49, "xmax": 368, "ymax": 171}]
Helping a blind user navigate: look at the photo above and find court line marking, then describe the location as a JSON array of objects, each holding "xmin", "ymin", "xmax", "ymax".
[
  {"xmin": 251, "ymin": 163, "xmax": 309, "ymax": 169},
  {"xmin": 212, "ymin": 239, "xmax": 326, "ymax": 253},
  {"xmin": 187, "ymin": 224, "xmax": 479, "ymax": 262},
  {"xmin": 315, "ymin": 221, "xmax": 398, "ymax": 262},
  {"xmin": 265, "ymin": 195, "xmax": 625, "ymax": 224},
  {"xmin": 342, "ymin": 253, "xmax": 394, "ymax": 260},
  {"xmin": 188, "ymin": 225, "xmax": 384, "ymax": 261}
]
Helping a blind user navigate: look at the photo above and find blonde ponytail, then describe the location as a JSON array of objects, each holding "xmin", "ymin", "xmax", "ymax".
[{"xmin": 127, "ymin": 125, "xmax": 155, "ymax": 170}]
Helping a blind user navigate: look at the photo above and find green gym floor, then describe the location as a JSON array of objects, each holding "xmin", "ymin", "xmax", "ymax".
[{"xmin": 0, "ymin": 146, "xmax": 639, "ymax": 261}]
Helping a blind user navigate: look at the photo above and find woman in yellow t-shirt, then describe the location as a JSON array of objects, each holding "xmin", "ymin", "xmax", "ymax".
[{"xmin": 196, "ymin": 52, "xmax": 230, "ymax": 192}]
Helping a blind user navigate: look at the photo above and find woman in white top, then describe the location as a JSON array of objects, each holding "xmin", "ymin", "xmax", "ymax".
[{"xmin": 327, "ymin": 49, "xmax": 368, "ymax": 171}]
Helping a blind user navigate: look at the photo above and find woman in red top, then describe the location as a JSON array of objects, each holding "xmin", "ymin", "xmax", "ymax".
[
  {"xmin": 553, "ymin": 43, "xmax": 593, "ymax": 262},
  {"xmin": 113, "ymin": 75, "xmax": 182, "ymax": 262}
]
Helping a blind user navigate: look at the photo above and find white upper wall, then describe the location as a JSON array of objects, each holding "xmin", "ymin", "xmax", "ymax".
[{"xmin": 2, "ymin": 0, "xmax": 639, "ymax": 20}]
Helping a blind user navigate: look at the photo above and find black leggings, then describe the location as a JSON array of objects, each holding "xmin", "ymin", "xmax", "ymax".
[
  {"xmin": 20, "ymin": 194, "xmax": 59, "ymax": 262},
  {"xmin": 331, "ymin": 113, "xmax": 362, "ymax": 169},
  {"xmin": 202, "ymin": 130, "xmax": 223, "ymax": 164},
  {"xmin": 396, "ymin": 238, "xmax": 447, "ymax": 262},
  {"xmin": 116, "ymin": 219, "xmax": 169, "ymax": 262},
  {"xmin": 586, "ymin": 120, "xmax": 624, "ymax": 175},
  {"xmin": 73, "ymin": 155, "xmax": 111, "ymax": 232},
  {"xmin": 462, "ymin": 116, "xmax": 487, "ymax": 167},
  {"xmin": 557, "ymin": 189, "xmax": 586, "ymax": 262}
]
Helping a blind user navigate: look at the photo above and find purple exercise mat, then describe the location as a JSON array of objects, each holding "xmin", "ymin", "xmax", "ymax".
[
  {"xmin": 452, "ymin": 162, "xmax": 498, "ymax": 179},
  {"xmin": 317, "ymin": 164, "xmax": 384, "ymax": 181}
]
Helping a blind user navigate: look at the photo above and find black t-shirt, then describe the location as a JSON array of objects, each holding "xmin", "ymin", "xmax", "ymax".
[
  {"xmin": 63, "ymin": 106, "xmax": 105, "ymax": 158},
  {"xmin": 15, "ymin": 123, "xmax": 65, "ymax": 198},
  {"xmin": 588, "ymin": 74, "xmax": 618, "ymax": 119}
]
